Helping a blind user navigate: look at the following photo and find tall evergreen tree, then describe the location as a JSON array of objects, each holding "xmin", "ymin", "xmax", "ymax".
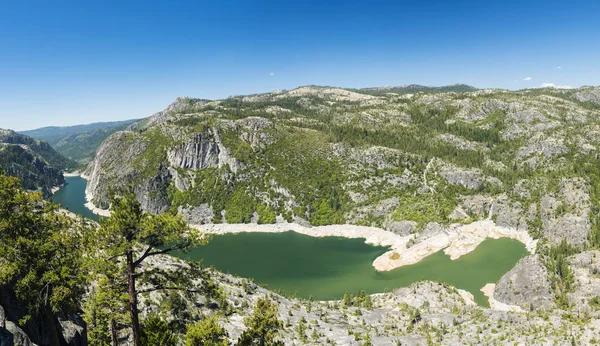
[{"xmin": 89, "ymin": 188, "xmax": 205, "ymax": 346}]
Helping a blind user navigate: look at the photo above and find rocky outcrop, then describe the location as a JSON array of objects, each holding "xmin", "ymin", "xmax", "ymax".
[
  {"xmin": 0, "ymin": 291, "xmax": 86, "ymax": 346},
  {"xmin": 1, "ymin": 304, "xmax": 35, "ymax": 346},
  {"xmin": 0, "ymin": 146, "xmax": 64, "ymax": 197},
  {"xmin": 0, "ymin": 130, "xmax": 68, "ymax": 197},
  {"xmin": 538, "ymin": 179, "xmax": 591, "ymax": 247},
  {"xmin": 1, "ymin": 321, "xmax": 34, "ymax": 346},
  {"xmin": 575, "ymin": 87, "xmax": 600, "ymax": 104},
  {"xmin": 494, "ymin": 255, "xmax": 555, "ymax": 310},
  {"xmin": 57, "ymin": 315, "xmax": 86, "ymax": 346},
  {"xmin": 84, "ymin": 131, "xmax": 173, "ymax": 213},
  {"xmin": 140, "ymin": 97, "xmax": 211, "ymax": 129},
  {"xmin": 178, "ymin": 204, "xmax": 214, "ymax": 224},
  {"xmin": 235, "ymin": 117, "xmax": 275, "ymax": 148},
  {"xmin": 438, "ymin": 162, "xmax": 501, "ymax": 190},
  {"xmin": 567, "ymin": 250, "xmax": 600, "ymax": 309},
  {"xmin": 84, "ymin": 87, "xmax": 599, "ymax": 262},
  {"xmin": 491, "ymin": 195, "xmax": 529, "ymax": 232},
  {"xmin": 167, "ymin": 132, "xmax": 221, "ymax": 170},
  {"xmin": 167, "ymin": 129, "xmax": 240, "ymax": 172}
]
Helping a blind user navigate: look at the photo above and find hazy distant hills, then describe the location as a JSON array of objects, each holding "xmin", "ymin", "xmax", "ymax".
[
  {"xmin": 354, "ymin": 83, "xmax": 479, "ymax": 96},
  {"xmin": 20, "ymin": 119, "xmax": 139, "ymax": 167}
]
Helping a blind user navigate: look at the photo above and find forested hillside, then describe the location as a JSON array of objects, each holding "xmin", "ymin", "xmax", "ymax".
[{"xmin": 0, "ymin": 129, "xmax": 73, "ymax": 196}]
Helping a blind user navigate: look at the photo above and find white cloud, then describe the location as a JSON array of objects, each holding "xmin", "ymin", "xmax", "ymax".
[
  {"xmin": 269, "ymin": 72, "xmax": 275, "ymax": 76},
  {"xmin": 523, "ymin": 77, "xmax": 532, "ymax": 81},
  {"xmin": 541, "ymin": 82, "xmax": 573, "ymax": 89},
  {"xmin": 556, "ymin": 66, "xmax": 562, "ymax": 69}
]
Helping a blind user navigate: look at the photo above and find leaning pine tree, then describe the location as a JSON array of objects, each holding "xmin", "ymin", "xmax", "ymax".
[{"xmin": 89, "ymin": 187, "xmax": 206, "ymax": 346}]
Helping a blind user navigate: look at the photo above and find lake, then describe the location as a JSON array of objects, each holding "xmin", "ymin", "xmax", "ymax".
[
  {"xmin": 181, "ymin": 232, "xmax": 527, "ymax": 306},
  {"xmin": 54, "ymin": 175, "xmax": 528, "ymax": 306},
  {"xmin": 52, "ymin": 176, "xmax": 100, "ymax": 222}
]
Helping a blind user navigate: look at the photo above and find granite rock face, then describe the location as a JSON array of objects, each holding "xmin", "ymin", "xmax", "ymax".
[
  {"xmin": 568, "ymin": 250, "xmax": 600, "ymax": 309},
  {"xmin": 167, "ymin": 132, "xmax": 221, "ymax": 170},
  {"xmin": 494, "ymin": 255, "xmax": 555, "ymax": 310},
  {"xmin": 178, "ymin": 204, "xmax": 214, "ymax": 224},
  {"xmin": 575, "ymin": 87, "xmax": 600, "ymax": 104},
  {"xmin": 0, "ymin": 300, "xmax": 85, "ymax": 346}
]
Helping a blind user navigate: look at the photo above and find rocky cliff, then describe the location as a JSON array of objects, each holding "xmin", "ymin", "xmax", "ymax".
[
  {"xmin": 0, "ymin": 288, "xmax": 86, "ymax": 346},
  {"xmin": 0, "ymin": 129, "xmax": 70, "ymax": 197}
]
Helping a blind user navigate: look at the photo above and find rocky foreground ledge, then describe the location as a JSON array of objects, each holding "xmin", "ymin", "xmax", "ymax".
[{"xmin": 191, "ymin": 219, "xmax": 535, "ymax": 271}]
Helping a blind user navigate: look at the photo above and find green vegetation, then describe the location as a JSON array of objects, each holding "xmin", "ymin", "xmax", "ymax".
[
  {"xmin": 87, "ymin": 187, "xmax": 205, "ymax": 346},
  {"xmin": 5, "ymin": 84, "xmax": 600, "ymax": 344},
  {"xmin": 342, "ymin": 290, "xmax": 373, "ymax": 310},
  {"xmin": 0, "ymin": 145, "xmax": 65, "ymax": 193},
  {"xmin": 20, "ymin": 119, "xmax": 139, "ymax": 167},
  {"xmin": 539, "ymin": 239, "xmax": 579, "ymax": 308},
  {"xmin": 141, "ymin": 313, "xmax": 177, "ymax": 346},
  {"xmin": 132, "ymin": 127, "xmax": 176, "ymax": 179},
  {"xmin": 392, "ymin": 192, "xmax": 457, "ymax": 227},
  {"xmin": 237, "ymin": 297, "xmax": 284, "ymax": 346},
  {"xmin": 0, "ymin": 171, "xmax": 86, "ymax": 322},
  {"xmin": 186, "ymin": 315, "xmax": 229, "ymax": 346}
]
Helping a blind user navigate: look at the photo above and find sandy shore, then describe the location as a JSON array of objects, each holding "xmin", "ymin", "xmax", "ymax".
[
  {"xmin": 63, "ymin": 172, "xmax": 81, "ymax": 177},
  {"xmin": 191, "ymin": 219, "xmax": 536, "ymax": 272},
  {"xmin": 192, "ymin": 222, "xmax": 411, "ymax": 248},
  {"xmin": 480, "ymin": 283, "xmax": 523, "ymax": 312},
  {"xmin": 84, "ymin": 201, "xmax": 111, "ymax": 217},
  {"xmin": 84, "ymin": 185, "xmax": 111, "ymax": 217}
]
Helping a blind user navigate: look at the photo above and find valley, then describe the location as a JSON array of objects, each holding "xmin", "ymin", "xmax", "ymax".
[
  {"xmin": 52, "ymin": 175, "xmax": 528, "ymax": 307},
  {"xmin": 4, "ymin": 84, "xmax": 600, "ymax": 345}
]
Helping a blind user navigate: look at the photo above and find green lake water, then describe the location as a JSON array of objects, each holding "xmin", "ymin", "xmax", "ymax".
[
  {"xmin": 181, "ymin": 232, "xmax": 527, "ymax": 306},
  {"xmin": 52, "ymin": 176, "xmax": 100, "ymax": 222},
  {"xmin": 53, "ymin": 176, "xmax": 528, "ymax": 306}
]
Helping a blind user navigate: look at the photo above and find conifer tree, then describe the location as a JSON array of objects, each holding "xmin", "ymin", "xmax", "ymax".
[
  {"xmin": 89, "ymin": 187, "xmax": 205, "ymax": 346},
  {"xmin": 237, "ymin": 297, "xmax": 284, "ymax": 346}
]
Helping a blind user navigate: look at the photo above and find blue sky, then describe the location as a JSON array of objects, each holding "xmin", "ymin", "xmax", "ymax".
[{"xmin": 1, "ymin": 0, "xmax": 599, "ymax": 131}]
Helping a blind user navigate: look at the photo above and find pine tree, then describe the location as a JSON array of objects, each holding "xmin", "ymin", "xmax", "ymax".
[
  {"xmin": 236, "ymin": 297, "xmax": 284, "ymax": 346},
  {"xmin": 88, "ymin": 187, "xmax": 205, "ymax": 346},
  {"xmin": 186, "ymin": 315, "xmax": 229, "ymax": 346}
]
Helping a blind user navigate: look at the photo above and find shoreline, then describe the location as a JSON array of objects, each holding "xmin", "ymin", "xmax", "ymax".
[
  {"xmin": 84, "ymin": 183, "xmax": 111, "ymax": 217},
  {"xmin": 80, "ymin": 172, "xmax": 112, "ymax": 217},
  {"xmin": 480, "ymin": 283, "xmax": 523, "ymax": 312},
  {"xmin": 61, "ymin": 173, "xmax": 112, "ymax": 217},
  {"xmin": 191, "ymin": 220, "xmax": 536, "ymax": 272},
  {"xmin": 77, "ymin": 174, "xmax": 535, "ymax": 272},
  {"xmin": 84, "ymin": 201, "xmax": 111, "ymax": 217}
]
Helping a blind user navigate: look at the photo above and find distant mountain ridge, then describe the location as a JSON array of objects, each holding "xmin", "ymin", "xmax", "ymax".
[
  {"xmin": 21, "ymin": 119, "xmax": 139, "ymax": 167},
  {"xmin": 354, "ymin": 83, "xmax": 479, "ymax": 96}
]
